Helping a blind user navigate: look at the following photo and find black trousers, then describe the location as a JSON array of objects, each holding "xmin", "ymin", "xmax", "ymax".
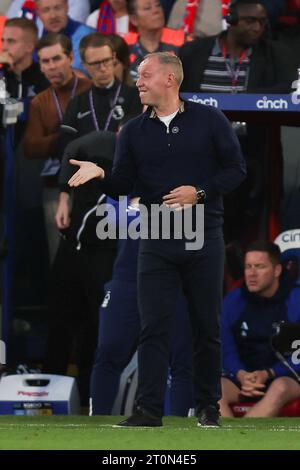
[
  {"xmin": 43, "ymin": 238, "xmax": 116, "ymax": 404},
  {"xmin": 136, "ymin": 231, "xmax": 225, "ymax": 417}
]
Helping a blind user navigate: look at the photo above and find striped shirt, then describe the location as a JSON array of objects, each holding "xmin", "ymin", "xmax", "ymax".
[{"xmin": 200, "ymin": 37, "xmax": 252, "ymax": 93}]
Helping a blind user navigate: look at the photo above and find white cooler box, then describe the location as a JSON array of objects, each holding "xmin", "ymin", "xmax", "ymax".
[{"xmin": 0, "ymin": 374, "xmax": 80, "ymax": 415}]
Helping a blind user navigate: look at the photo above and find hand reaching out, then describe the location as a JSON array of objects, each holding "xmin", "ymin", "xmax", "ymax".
[{"xmin": 68, "ymin": 159, "xmax": 105, "ymax": 187}]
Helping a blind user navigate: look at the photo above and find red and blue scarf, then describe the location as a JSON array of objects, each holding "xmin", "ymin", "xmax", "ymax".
[{"xmin": 20, "ymin": 0, "xmax": 37, "ymax": 22}]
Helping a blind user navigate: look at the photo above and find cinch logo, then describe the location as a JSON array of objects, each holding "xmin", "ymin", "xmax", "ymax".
[
  {"xmin": 282, "ymin": 232, "xmax": 300, "ymax": 243},
  {"xmin": 189, "ymin": 96, "xmax": 219, "ymax": 108},
  {"xmin": 0, "ymin": 340, "xmax": 6, "ymax": 365},
  {"xmin": 256, "ymin": 96, "xmax": 288, "ymax": 110},
  {"xmin": 17, "ymin": 391, "xmax": 49, "ymax": 397}
]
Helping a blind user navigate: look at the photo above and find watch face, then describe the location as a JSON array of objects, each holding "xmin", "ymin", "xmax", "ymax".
[{"xmin": 197, "ymin": 190, "xmax": 205, "ymax": 203}]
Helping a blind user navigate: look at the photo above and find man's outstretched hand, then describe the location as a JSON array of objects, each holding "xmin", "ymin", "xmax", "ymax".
[{"xmin": 68, "ymin": 159, "xmax": 105, "ymax": 187}]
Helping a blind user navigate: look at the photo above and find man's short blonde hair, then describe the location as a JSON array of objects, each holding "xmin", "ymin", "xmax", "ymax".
[
  {"xmin": 5, "ymin": 17, "xmax": 38, "ymax": 43},
  {"xmin": 144, "ymin": 52, "xmax": 184, "ymax": 86}
]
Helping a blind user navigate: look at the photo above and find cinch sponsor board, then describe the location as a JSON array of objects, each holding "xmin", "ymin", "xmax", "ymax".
[{"xmin": 182, "ymin": 93, "xmax": 300, "ymax": 112}]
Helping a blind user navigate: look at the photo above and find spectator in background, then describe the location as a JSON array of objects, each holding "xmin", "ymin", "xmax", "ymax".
[
  {"xmin": 220, "ymin": 241, "xmax": 300, "ymax": 417},
  {"xmin": 23, "ymin": 33, "xmax": 91, "ymax": 262},
  {"xmin": 108, "ymin": 33, "xmax": 134, "ymax": 85},
  {"xmin": 0, "ymin": 17, "xmax": 49, "ymax": 145},
  {"xmin": 7, "ymin": 0, "xmax": 91, "ymax": 24},
  {"xmin": 35, "ymin": 0, "xmax": 95, "ymax": 73},
  {"xmin": 124, "ymin": 0, "xmax": 185, "ymax": 82},
  {"xmin": 86, "ymin": 0, "xmax": 134, "ymax": 36},
  {"xmin": 179, "ymin": 0, "xmax": 296, "ymax": 93},
  {"xmin": 61, "ymin": 33, "xmax": 141, "ymax": 138},
  {"xmin": 168, "ymin": 0, "xmax": 222, "ymax": 38},
  {"xmin": 0, "ymin": 17, "xmax": 47, "ymax": 99}
]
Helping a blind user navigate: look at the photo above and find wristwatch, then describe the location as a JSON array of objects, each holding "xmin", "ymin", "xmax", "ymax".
[
  {"xmin": 266, "ymin": 368, "xmax": 275, "ymax": 380},
  {"xmin": 195, "ymin": 186, "xmax": 206, "ymax": 204}
]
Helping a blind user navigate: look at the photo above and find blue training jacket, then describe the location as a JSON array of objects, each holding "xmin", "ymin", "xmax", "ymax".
[{"xmin": 221, "ymin": 284, "xmax": 300, "ymax": 378}]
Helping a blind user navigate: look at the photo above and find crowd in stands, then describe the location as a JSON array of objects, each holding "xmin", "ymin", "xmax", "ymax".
[{"xmin": 1, "ymin": 0, "xmax": 300, "ymax": 418}]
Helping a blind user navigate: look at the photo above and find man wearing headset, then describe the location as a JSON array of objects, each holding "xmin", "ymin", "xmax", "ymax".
[{"xmin": 179, "ymin": 0, "xmax": 296, "ymax": 94}]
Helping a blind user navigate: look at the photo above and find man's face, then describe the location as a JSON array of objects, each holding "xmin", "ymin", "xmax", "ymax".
[
  {"xmin": 231, "ymin": 4, "xmax": 268, "ymax": 47},
  {"xmin": 244, "ymin": 251, "xmax": 281, "ymax": 297},
  {"xmin": 37, "ymin": 0, "xmax": 68, "ymax": 33},
  {"xmin": 131, "ymin": 0, "xmax": 165, "ymax": 32},
  {"xmin": 83, "ymin": 46, "xmax": 115, "ymax": 88},
  {"xmin": 2, "ymin": 26, "xmax": 34, "ymax": 65},
  {"xmin": 136, "ymin": 57, "xmax": 170, "ymax": 106},
  {"xmin": 38, "ymin": 43, "xmax": 73, "ymax": 86}
]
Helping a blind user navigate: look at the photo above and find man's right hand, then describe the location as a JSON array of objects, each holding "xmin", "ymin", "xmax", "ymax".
[
  {"xmin": 0, "ymin": 51, "xmax": 13, "ymax": 69},
  {"xmin": 68, "ymin": 159, "xmax": 105, "ymax": 187}
]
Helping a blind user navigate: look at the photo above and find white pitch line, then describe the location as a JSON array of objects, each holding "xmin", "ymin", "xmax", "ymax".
[
  {"xmin": 0, "ymin": 423, "xmax": 115, "ymax": 429},
  {"xmin": 0, "ymin": 423, "xmax": 300, "ymax": 432}
]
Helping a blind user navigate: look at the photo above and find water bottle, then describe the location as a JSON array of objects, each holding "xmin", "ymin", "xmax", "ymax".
[{"xmin": 0, "ymin": 75, "xmax": 7, "ymax": 101}]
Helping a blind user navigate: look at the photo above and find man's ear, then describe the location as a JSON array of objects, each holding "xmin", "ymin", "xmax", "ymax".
[{"xmin": 166, "ymin": 72, "xmax": 176, "ymax": 87}]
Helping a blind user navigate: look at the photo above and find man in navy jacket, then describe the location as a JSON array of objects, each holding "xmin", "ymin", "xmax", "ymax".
[
  {"xmin": 220, "ymin": 240, "xmax": 300, "ymax": 417},
  {"xmin": 68, "ymin": 52, "xmax": 246, "ymax": 427}
]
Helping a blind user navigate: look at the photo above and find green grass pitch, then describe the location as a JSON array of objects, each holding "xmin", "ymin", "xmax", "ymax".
[{"xmin": 0, "ymin": 416, "xmax": 300, "ymax": 450}]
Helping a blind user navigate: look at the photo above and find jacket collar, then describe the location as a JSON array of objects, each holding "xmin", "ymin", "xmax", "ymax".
[{"xmin": 148, "ymin": 100, "xmax": 185, "ymax": 119}]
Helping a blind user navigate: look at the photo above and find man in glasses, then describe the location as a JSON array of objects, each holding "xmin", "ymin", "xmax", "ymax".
[{"xmin": 61, "ymin": 33, "xmax": 142, "ymax": 137}]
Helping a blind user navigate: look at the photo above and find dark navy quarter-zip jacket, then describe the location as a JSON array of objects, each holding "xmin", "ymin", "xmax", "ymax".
[{"xmin": 102, "ymin": 100, "xmax": 247, "ymax": 230}]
